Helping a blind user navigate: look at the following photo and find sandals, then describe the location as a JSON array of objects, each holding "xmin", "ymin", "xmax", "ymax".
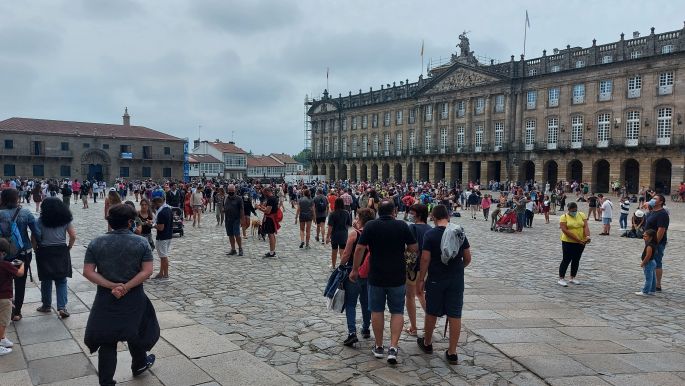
[{"xmin": 11, "ymin": 314, "xmax": 22, "ymax": 322}]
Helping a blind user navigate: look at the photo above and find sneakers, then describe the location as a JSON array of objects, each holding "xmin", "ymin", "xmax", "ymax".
[
  {"xmin": 343, "ymin": 333, "xmax": 358, "ymax": 347},
  {"xmin": 445, "ymin": 350, "xmax": 459, "ymax": 365},
  {"xmin": 558, "ymin": 279, "xmax": 568, "ymax": 287},
  {"xmin": 371, "ymin": 345, "xmax": 384, "ymax": 359},
  {"xmin": 238, "ymin": 248, "xmax": 243, "ymax": 257},
  {"xmin": 36, "ymin": 305, "xmax": 51, "ymax": 313},
  {"xmin": 0, "ymin": 346, "xmax": 12, "ymax": 356},
  {"xmin": 656, "ymin": 287, "xmax": 662, "ymax": 292},
  {"xmin": 569, "ymin": 279, "xmax": 581, "ymax": 285},
  {"xmin": 299, "ymin": 242, "xmax": 304, "ymax": 249},
  {"xmin": 263, "ymin": 252, "xmax": 276, "ymax": 258},
  {"xmin": 132, "ymin": 354, "xmax": 156, "ymax": 377},
  {"xmin": 0, "ymin": 337, "xmax": 13, "ymax": 348},
  {"xmin": 387, "ymin": 346, "xmax": 399, "ymax": 364},
  {"xmin": 361, "ymin": 329, "xmax": 371, "ymax": 339},
  {"xmin": 58, "ymin": 309, "xmax": 70, "ymax": 318},
  {"xmin": 416, "ymin": 337, "xmax": 433, "ymax": 354},
  {"xmin": 227, "ymin": 249, "xmax": 237, "ymax": 256},
  {"xmin": 635, "ymin": 291, "xmax": 648, "ymax": 296}
]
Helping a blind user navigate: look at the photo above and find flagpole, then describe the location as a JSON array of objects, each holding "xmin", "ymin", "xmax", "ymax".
[
  {"xmin": 523, "ymin": 13, "xmax": 527, "ymax": 58},
  {"xmin": 421, "ymin": 40, "xmax": 424, "ymax": 77},
  {"xmin": 326, "ymin": 67, "xmax": 329, "ymax": 92}
]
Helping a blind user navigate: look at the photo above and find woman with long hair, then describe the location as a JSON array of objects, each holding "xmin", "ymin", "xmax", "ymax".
[
  {"xmin": 295, "ymin": 189, "xmax": 314, "ymax": 249},
  {"xmin": 105, "ymin": 189, "xmax": 122, "ymax": 231},
  {"xmin": 183, "ymin": 187, "xmax": 192, "ymax": 221},
  {"xmin": 138, "ymin": 199, "xmax": 155, "ymax": 251},
  {"xmin": 32, "ymin": 183, "xmax": 43, "ymax": 212},
  {"xmin": 191, "ymin": 186, "xmax": 204, "ymax": 227},
  {"xmin": 326, "ymin": 197, "xmax": 351, "ymax": 268},
  {"xmin": 35, "ymin": 197, "xmax": 76, "ymax": 318}
]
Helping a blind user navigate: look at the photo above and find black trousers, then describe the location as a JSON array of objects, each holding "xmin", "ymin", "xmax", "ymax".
[
  {"xmin": 98, "ymin": 342, "xmax": 147, "ymax": 385},
  {"xmin": 12, "ymin": 252, "xmax": 32, "ymax": 316},
  {"xmin": 559, "ymin": 241, "xmax": 585, "ymax": 278}
]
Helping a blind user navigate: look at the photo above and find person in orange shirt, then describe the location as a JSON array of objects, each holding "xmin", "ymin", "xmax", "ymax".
[{"xmin": 327, "ymin": 189, "xmax": 338, "ymax": 212}]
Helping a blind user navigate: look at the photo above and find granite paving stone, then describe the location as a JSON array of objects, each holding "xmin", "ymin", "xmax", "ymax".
[
  {"xmin": 150, "ymin": 355, "xmax": 213, "ymax": 386},
  {"xmin": 27, "ymin": 353, "xmax": 96, "ymax": 385},
  {"xmin": 22, "ymin": 339, "xmax": 82, "ymax": 361},
  {"xmin": 15, "ymin": 316, "xmax": 71, "ymax": 346},
  {"xmin": 161, "ymin": 324, "xmax": 240, "ymax": 358},
  {"xmin": 194, "ymin": 351, "xmax": 298, "ymax": 386}
]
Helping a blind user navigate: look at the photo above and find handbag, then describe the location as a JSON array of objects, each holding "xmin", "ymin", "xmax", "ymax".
[{"xmin": 326, "ymin": 282, "xmax": 345, "ymax": 313}]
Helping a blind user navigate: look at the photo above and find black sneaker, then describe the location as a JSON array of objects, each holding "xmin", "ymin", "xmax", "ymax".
[
  {"xmin": 132, "ymin": 354, "xmax": 155, "ymax": 376},
  {"xmin": 343, "ymin": 333, "xmax": 358, "ymax": 347},
  {"xmin": 299, "ymin": 242, "xmax": 304, "ymax": 249},
  {"xmin": 263, "ymin": 252, "xmax": 276, "ymax": 258},
  {"xmin": 238, "ymin": 248, "xmax": 243, "ymax": 257},
  {"xmin": 361, "ymin": 329, "xmax": 371, "ymax": 339},
  {"xmin": 387, "ymin": 346, "xmax": 399, "ymax": 365},
  {"xmin": 656, "ymin": 287, "xmax": 662, "ymax": 292},
  {"xmin": 315, "ymin": 236, "xmax": 319, "ymax": 242},
  {"xmin": 445, "ymin": 350, "xmax": 458, "ymax": 365},
  {"xmin": 371, "ymin": 345, "xmax": 384, "ymax": 359},
  {"xmin": 416, "ymin": 337, "xmax": 433, "ymax": 354},
  {"xmin": 227, "ymin": 249, "xmax": 237, "ymax": 256}
]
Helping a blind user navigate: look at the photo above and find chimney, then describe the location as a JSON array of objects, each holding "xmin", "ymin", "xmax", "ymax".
[
  {"xmin": 193, "ymin": 139, "xmax": 200, "ymax": 149},
  {"xmin": 123, "ymin": 107, "xmax": 130, "ymax": 127}
]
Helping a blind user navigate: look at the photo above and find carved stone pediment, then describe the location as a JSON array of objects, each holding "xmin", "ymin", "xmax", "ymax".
[
  {"xmin": 424, "ymin": 68, "xmax": 500, "ymax": 94},
  {"xmin": 311, "ymin": 102, "xmax": 338, "ymax": 114}
]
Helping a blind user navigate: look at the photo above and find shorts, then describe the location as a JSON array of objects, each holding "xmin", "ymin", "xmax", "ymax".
[
  {"xmin": 368, "ymin": 284, "xmax": 405, "ymax": 314},
  {"xmin": 425, "ymin": 278, "xmax": 464, "ymax": 318},
  {"xmin": 602, "ymin": 217, "xmax": 612, "ymax": 224},
  {"xmin": 262, "ymin": 217, "xmax": 277, "ymax": 234},
  {"xmin": 653, "ymin": 243, "xmax": 666, "ymax": 269},
  {"xmin": 316, "ymin": 217, "xmax": 326, "ymax": 225},
  {"xmin": 330, "ymin": 241, "xmax": 345, "ymax": 250},
  {"xmin": 225, "ymin": 219, "xmax": 241, "ymax": 237},
  {"xmin": 0, "ymin": 299, "xmax": 11, "ymax": 327},
  {"xmin": 299, "ymin": 214, "xmax": 313, "ymax": 223},
  {"xmin": 156, "ymin": 239, "xmax": 172, "ymax": 258}
]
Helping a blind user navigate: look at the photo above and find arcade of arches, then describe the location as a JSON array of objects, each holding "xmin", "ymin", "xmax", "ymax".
[{"xmin": 313, "ymin": 154, "xmax": 682, "ymax": 194}]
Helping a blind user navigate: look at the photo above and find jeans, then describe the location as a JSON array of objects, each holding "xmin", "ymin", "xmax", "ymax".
[
  {"xmin": 642, "ymin": 259, "xmax": 657, "ymax": 294},
  {"xmin": 40, "ymin": 278, "xmax": 68, "ymax": 310},
  {"xmin": 619, "ymin": 213, "xmax": 628, "ymax": 229},
  {"xmin": 98, "ymin": 342, "xmax": 148, "ymax": 386},
  {"xmin": 516, "ymin": 212, "xmax": 526, "ymax": 231},
  {"xmin": 343, "ymin": 278, "xmax": 370, "ymax": 334}
]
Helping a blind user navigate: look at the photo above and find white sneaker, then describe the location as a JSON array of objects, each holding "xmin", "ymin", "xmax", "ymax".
[
  {"xmin": 0, "ymin": 338, "xmax": 13, "ymax": 348},
  {"xmin": 0, "ymin": 346, "xmax": 12, "ymax": 355},
  {"xmin": 634, "ymin": 291, "xmax": 647, "ymax": 296},
  {"xmin": 558, "ymin": 279, "xmax": 568, "ymax": 287},
  {"xmin": 569, "ymin": 279, "xmax": 581, "ymax": 285}
]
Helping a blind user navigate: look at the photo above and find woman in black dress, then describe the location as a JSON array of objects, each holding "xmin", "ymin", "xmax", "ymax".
[{"xmin": 326, "ymin": 198, "xmax": 351, "ymax": 269}]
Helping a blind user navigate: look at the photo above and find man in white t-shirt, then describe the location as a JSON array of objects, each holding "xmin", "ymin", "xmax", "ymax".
[{"xmin": 598, "ymin": 194, "xmax": 613, "ymax": 236}]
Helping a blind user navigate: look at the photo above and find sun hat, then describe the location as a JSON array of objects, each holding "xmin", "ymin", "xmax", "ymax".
[{"xmin": 635, "ymin": 210, "xmax": 644, "ymax": 218}]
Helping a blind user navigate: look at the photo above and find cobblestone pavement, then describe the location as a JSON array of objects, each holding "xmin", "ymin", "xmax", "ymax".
[{"xmin": 2, "ymin": 196, "xmax": 684, "ymax": 385}]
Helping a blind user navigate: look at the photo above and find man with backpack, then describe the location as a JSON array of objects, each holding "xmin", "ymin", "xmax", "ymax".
[
  {"xmin": 0, "ymin": 189, "xmax": 40, "ymax": 321},
  {"xmin": 313, "ymin": 189, "xmax": 328, "ymax": 243},
  {"xmin": 61, "ymin": 181, "xmax": 72, "ymax": 207},
  {"xmin": 416, "ymin": 204, "xmax": 471, "ymax": 365}
]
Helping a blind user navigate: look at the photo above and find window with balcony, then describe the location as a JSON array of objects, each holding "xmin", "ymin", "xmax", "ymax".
[
  {"xmin": 142, "ymin": 166, "xmax": 151, "ymax": 178},
  {"xmin": 32, "ymin": 141, "xmax": 43, "ymax": 155},
  {"xmin": 424, "ymin": 129, "xmax": 432, "ymax": 153},
  {"xmin": 526, "ymin": 90, "xmax": 537, "ymax": 109},
  {"xmin": 630, "ymin": 50, "xmax": 642, "ymax": 59},
  {"xmin": 163, "ymin": 168, "xmax": 172, "ymax": 178},
  {"xmin": 547, "ymin": 118, "xmax": 559, "ymax": 149},
  {"xmin": 61, "ymin": 142, "xmax": 69, "ymax": 151},
  {"xmin": 408, "ymin": 130, "xmax": 416, "ymax": 154},
  {"xmin": 33, "ymin": 164, "xmax": 44, "ymax": 177},
  {"xmin": 322, "ymin": 120, "xmax": 327, "ymax": 132},
  {"xmin": 525, "ymin": 120, "xmax": 535, "ymax": 150},
  {"xmin": 351, "ymin": 137, "xmax": 358, "ymax": 157},
  {"xmin": 3, "ymin": 164, "xmax": 15, "ymax": 176},
  {"xmin": 342, "ymin": 137, "xmax": 347, "ymax": 155},
  {"xmin": 456, "ymin": 100, "xmax": 465, "ymax": 117},
  {"xmin": 408, "ymin": 108, "xmax": 416, "ymax": 124},
  {"xmin": 572, "ymin": 84, "xmax": 585, "ymax": 104},
  {"xmin": 494, "ymin": 122, "xmax": 504, "ymax": 150},
  {"xmin": 601, "ymin": 55, "xmax": 613, "ymax": 64},
  {"xmin": 4, "ymin": 140, "xmax": 13, "ymax": 149},
  {"xmin": 494, "ymin": 95, "xmax": 505, "ymax": 113},
  {"xmin": 474, "ymin": 124, "xmax": 483, "ymax": 152},
  {"xmin": 352, "ymin": 117, "xmax": 358, "ymax": 130},
  {"xmin": 362, "ymin": 115, "xmax": 368, "ymax": 129},
  {"xmin": 575, "ymin": 60, "xmax": 585, "ymax": 68},
  {"xmin": 396, "ymin": 110, "xmax": 403, "ymax": 125},
  {"xmin": 528, "ymin": 68, "xmax": 538, "ymax": 76},
  {"xmin": 440, "ymin": 103, "xmax": 449, "ymax": 119},
  {"xmin": 142, "ymin": 146, "xmax": 152, "ymax": 159},
  {"xmin": 439, "ymin": 127, "xmax": 448, "ymax": 153},
  {"xmin": 658, "ymin": 72, "xmax": 674, "ymax": 95},
  {"xmin": 456, "ymin": 126, "xmax": 465, "ymax": 151},
  {"xmin": 372, "ymin": 134, "xmax": 379, "ymax": 156},
  {"xmin": 384, "ymin": 112, "xmax": 391, "ymax": 126},
  {"xmin": 120, "ymin": 144, "xmax": 131, "ymax": 153},
  {"xmin": 60, "ymin": 165, "xmax": 70, "ymax": 177},
  {"xmin": 333, "ymin": 137, "xmax": 339, "ymax": 154},
  {"xmin": 323, "ymin": 139, "xmax": 329, "ymax": 155},
  {"xmin": 342, "ymin": 117, "xmax": 347, "ymax": 131},
  {"xmin": 548, "ymin": 88, "xmax": 560, "ymax": 107},
  {"xmin": 395, "ymin": 132, "xmax": 403, "ymax": 155},
  {"xmin": 361, "ymin": 135, "xmax": 368, "ymax": 157},
  {"xmin": 599, "ymin": 80, "xmax": 612, "ymax": 101},
  {"xmin": 571, "ymin": 116, "xmax": 583, "ymax": 148},
  {"xmin": 661, "ymin": 44, "xmax": 673, "ymax": 54},
  {"xmin": 597, "ymin": 113, "xmax": 611, "ymax": 148},
  {"xmin": 383, "ymin": 133, "xmax": 390, "ymax": 155},
  {"xmin": 551, "ymin": 65, "xmax": 561, "ymax": 73},
  {"xmin": 424, "ymin": 105, "xmax": 433, "ymax": 121},
  {"xmin": 475, "ymin": 98, "xmax": 485, "ymax": 114},
  {"xmin": 657, "ymin": 107, "xmax": 672, "ymax": 145},
  {"xmin": 371, "ymin": 114, "xmax": 378, "ymax": 128},
  {"xmin": 625, "ymin": 111, "xmax": 640, "ymax": 146},
  {"xmin": 120, "ymin": 167, "xmax": 129, "ymax": 177},
  {"xmin": 628, "ymin": 75, "xmax": 641, "ymax": 98}
]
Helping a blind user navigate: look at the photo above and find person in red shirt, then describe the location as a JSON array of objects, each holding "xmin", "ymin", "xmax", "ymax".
[{"xmin": 327, "ymin": 190, "xmax": 337, "ymax": 212}]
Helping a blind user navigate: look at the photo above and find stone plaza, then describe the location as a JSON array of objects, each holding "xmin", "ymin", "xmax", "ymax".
[{"xmin": 1, "ymin": 196, "xmax": 684, "ymax": 385}]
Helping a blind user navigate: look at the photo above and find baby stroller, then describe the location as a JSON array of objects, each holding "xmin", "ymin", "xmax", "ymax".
[
  {"xmin": 171, "ymin": 207, "xmax": 184, "ymax": 237},
  {"xmin": 493, "ymin": 209, "xmax": 517, "ymax": 233}
]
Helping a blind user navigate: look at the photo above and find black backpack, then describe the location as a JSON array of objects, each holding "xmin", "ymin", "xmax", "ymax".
[{"xmin": 315, "ymin": 196, "xmax": 327, "ymax": 214}]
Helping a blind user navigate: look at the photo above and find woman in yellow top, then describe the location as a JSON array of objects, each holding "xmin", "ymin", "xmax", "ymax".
[{"xmin": 558, "ymin": 202, "xmax": 591, "ymax": 287}]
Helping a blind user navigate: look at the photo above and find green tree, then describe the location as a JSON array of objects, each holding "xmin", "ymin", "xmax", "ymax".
[{"xmin": 293, "ymin": 148, "xmax": 311, "ymax": 168}]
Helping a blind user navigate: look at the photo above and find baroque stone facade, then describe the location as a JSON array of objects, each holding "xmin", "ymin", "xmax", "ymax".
[{"xmin": 308, "ymin": 26, "xmax": 685, "ymax": 194}]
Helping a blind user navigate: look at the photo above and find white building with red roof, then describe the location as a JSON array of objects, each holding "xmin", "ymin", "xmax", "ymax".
[{"xmin": 192, "ymin": 140, "xmax": 247, "ymax": 179}]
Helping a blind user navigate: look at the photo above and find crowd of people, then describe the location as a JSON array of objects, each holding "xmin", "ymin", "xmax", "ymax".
[{"xmin": 0, "ymin": 174, "xmax": 677, "ymax": 382}]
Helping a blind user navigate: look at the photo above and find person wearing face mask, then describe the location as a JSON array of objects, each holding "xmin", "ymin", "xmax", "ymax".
[
  {"xmin": 557, "ymin": 202, "xmax": 591, "ymax": 287},
  {"xmin": 223, "ymin": 184, "xmax": 245, "ymax": 256},
  {"xmin": 643, "ymin": 194, "xmax": 669, "ymax": 292},
  {"xmin": 404, "ymin": 204, "xmax": 431, "ymax": 337}
]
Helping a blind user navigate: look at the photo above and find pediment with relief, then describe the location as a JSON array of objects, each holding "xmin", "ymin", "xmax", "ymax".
[{"xmin": 424, "ymin": 67, "xmax": 500, "ymax": 94}]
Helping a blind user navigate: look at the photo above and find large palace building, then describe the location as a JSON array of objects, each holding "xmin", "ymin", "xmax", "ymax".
[{"xmin": 307, "ymin": 25, "xmax": 685, "ymax": 194}]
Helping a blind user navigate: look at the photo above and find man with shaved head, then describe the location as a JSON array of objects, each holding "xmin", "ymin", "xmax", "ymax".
[{"xmin": 224, "ymin": 184, "xmax": 245, "ymax": 256}]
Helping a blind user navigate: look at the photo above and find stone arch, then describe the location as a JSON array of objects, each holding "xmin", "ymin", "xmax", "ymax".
[
  {"xmin": 350, "ymin": 164, "xmax": 357, "ymax": 181},
  {"xmin": 382, "ymin": 163, "xmax": 390, "ymax": 181},
  {"xmin": 320, "ymin": 164, "xmax": 327, "ymax": 178},
  {"xmin": 567, "ymin": 159, "xmax": 583, "ymax": 183},
  {"xmin": 593, "ymin": 159, "xmax": 610, "ymax": 193},
  {"xmin": 543, "ymin": 160, "xmax": 558, "ymax": 187},
  {"xmin": 371, "ymin": 164, "xmax": 379, "ymax": 181},
  {"xmin": 520, "ymin": 160, "xmax": 535, "ymax": 183},
  {"xmin": 81, "ymin": 148, "xmax": 111, "ymax": 181},
  {"xmin": 340, "ymin": 164, "xmax": 348, "ymax": 181},
  {"xmin": 621, "ymin": 158, "xmax": 639, "ymax": 194},
  {"xmin": 406, "ymin": 163, "xmax": 414, "ymax": 182},
  {"xmin": 312, "ymin": 164, "xmax": 319, "ymax": 175},
  {"xmin": 329, "ymin": 164, "xmax": 336, "ymax": 181},
  {"xmin": 360, "ymin": 164, "xmax": 368, "ymax": 181},
  {"xmin": 653, "ymin": 158, "xmax": 672, "ymax": 194},
  {"xmin": 394, "ymin": 163, "xmax": 402, "ymax": 182}
]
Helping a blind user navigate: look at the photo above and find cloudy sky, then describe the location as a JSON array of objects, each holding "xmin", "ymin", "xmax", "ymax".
[{"xmin": 1, "ymin": 0, "xmax": 682, "ymax": 154}]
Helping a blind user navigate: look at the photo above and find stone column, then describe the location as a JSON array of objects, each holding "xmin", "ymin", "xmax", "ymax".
[
  {"xmin": 513, "ymin": 92, "xmax": 523, "ymax": 145},
  {"xmin": 448, "ymin": 99, "xmax": 456, "ymax": 152},
  {"xmin": 484, "ymin": 95, "xmax": 492, "ymax": 152},
  {"xmin": 481, "ymin": 160, "xmax": 489, "ymax": 185},
  {"xmin": 465, "ymin": 98, "xmax": 473, "ymax": 148}
]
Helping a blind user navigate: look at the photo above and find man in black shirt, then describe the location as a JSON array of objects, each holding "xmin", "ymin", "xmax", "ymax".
[
  {"xmin": 165, "ymin": 183, "xmax": 182, "ymax": 209},
  {"xmin": 416, "ymin": 205, "xmax": 471, "ymax": 365},
  {"xmin": 224, "ymin": 184, "xmax": 245, "ymax": 256},
  {"xmin": 644, "ymin": 194, "xmax": 669, "ymax": 291},
  {"xmin": 350, "ymin": 200, "xmax": 417, "ymax": 365},
  {"xmin": 257, "ymin": 187, "xmax": 280, "ymax": 258}
]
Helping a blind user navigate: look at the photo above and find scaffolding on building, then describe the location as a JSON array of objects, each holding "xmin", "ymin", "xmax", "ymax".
[{"xmin": 304, "ymin": 94, "xmax": 312, "ymax": 150}]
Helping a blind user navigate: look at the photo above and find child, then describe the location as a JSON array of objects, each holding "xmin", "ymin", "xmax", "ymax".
[
  {"xmin": 490, "ymin": 204, "xmax": 502, "ymax": 230},
  {"xmin": 635, "ymin": 229, "xmax": 657, "ymax": 296},
  {"xmin": 0, "ymin": 238, "xmax": 25, "ymax": 355}
]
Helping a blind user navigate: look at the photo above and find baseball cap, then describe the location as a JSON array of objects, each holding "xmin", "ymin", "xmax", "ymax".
[{"xmin": 152, "ymin": 189, "xmax": 165, "ymax": 200}]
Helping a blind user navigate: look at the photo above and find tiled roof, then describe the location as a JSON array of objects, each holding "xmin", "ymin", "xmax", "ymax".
[
  {"xmin": 270, "ymin": 153, "xmax": 299, "ymax": 164},
  {"xmin": 0, "ymin": 117, "xmax": 184, "ymax": 142},
  {"xmin": 189, "ymin": 154, "xmax": 222, "ymax": 164},
  {"xmin": 208, "ymin": 141, "xmax": 247, "ymax": 154},
  {"xmin": 247, "ymin": 155, "xmax": 284, "ymax": 168}
]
